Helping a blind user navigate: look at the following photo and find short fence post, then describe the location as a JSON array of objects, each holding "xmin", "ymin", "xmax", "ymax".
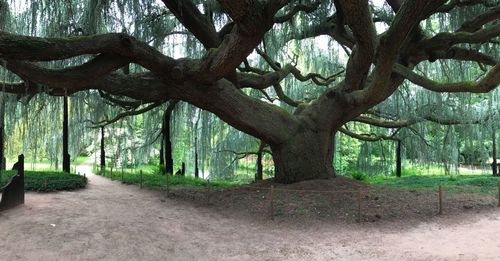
[
  {"xmin": 110, "ymin": 166, "xmax": 113, "ymax": 180},
  {"xmin": 206, "ymin": 179, "xmax": 211, "ymax": 205},
  {"xmin": 140, "ymin": 170, "xmax": 143, "ymax": 189},
  {"xmin": 121, "ymin": 167, "xmax": 124, "ymax": 182},
  {"xmin": 438, "ymin": 185, "xmax": 443, "ymax": 215},
  {"xmin": 269, "ymin": 185, "xmax": 274, "ymax": 220},
  {"xmin": 44, "ymin": 178, "xmax": 48, "ymax": 190},
  {"xmin": 357, "ymin": 188, "xmax": 362, "ymax": 223},
  {"xmin": 497, "ymin": 181, "xmax": 500, "ymax": 207}
]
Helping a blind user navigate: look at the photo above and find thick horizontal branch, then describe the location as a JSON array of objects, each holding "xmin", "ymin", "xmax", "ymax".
[
  {"xmin": 434, "ymin": 0, "xmax": 493, "ymax": 14},
  {"xmin": 274, "ymin": 1, "xmax": 320, "ymax": 23},
  {"xmin": 98, "ymin": 90, "xmax": 145, "ymax": 110},
  {"xmin": 458, "ymin": 6, "xmax": 500, "ymax": 32},
  {"xmin": 2, "ymin": 55, "xmax": 128, "ymax": 89},
  {"xmin": 419, "ymin": 25, "xmax": 500, "ymax": 51},
  {"xmin": 339, "ymin": 127, "xmax": 398, "ymax": 142},
  {"xmin": 394, "ymin": 63, "xmax": 500, "ymax": 93},
  {"xmin": 355, "ymin": 112, "xmax": 495, "ymax": 129},
  {"xmin": 0, "ymin": 32, "xmax": 176, "ymax": 78},
  {"xmin": 93, "ymin": 102, "xmax": 161, "ymax": 127}
]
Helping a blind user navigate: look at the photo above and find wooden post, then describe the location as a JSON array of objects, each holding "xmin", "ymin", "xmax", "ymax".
[
  {"xmin": 497, "ymin": 181, "xmax": 500, "ymax": 207},
  {"xmin": 121, "ymin": 167, "xmax": 124, "ymax": 183},
  {"xmin": 438, "ymin": 185, "xmax": 443, "ymax": 215},
  {"xmin": 357, "ymin": 188, "xmax": 362, "ymax": 222},
  {"xmin": 140, "ymin": 170, "xmax": 143, "ymax": 189},
  {"xmin": 206, "ymin": 179, "xmax": 211, "ymax": 205},
  {"xmin": 269, "ymin": 185, "xmax": 274, "ymax": 220},
  {"xmin": 110, "ymin": 166, "xmax": 113, "ymax": 180},
  {"xmin": 44, "ymin": 178, "xmax": 48, "ymax": 190}
]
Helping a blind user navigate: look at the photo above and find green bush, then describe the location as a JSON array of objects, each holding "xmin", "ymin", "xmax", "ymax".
[
  {"xmin": 0, "ymin": 170, "xmax": 87, "ymax": 192},
  {"xmin": 349, "ymin": 171, "xmax": 368, "ymax": 181}
]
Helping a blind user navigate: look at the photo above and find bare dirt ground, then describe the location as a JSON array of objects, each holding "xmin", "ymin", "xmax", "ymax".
[{"xmin": 1, "ymin": 166, "xmax": 500, "ymax": 260}]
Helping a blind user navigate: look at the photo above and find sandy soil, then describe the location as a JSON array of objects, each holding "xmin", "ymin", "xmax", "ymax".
[{"xmin": 1, "ymin": 165, "xmax": 500, "ymax": 260}]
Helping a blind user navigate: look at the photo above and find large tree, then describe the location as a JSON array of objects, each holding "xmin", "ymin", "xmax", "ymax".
[{"xmin": 0, "ymin": 0, "xmax": 498, "ymax": 183}]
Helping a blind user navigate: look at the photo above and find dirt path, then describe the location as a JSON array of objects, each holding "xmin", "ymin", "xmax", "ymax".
[{"xmin": 1, "ymin": 165, "xmax": 500, "ymax": 260}]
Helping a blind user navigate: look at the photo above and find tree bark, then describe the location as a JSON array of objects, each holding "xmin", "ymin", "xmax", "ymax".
[
  {"xmin": 62, "ymin": 93, "xmax": 70, "ymax": 173},
  {"xmin": 100, "ymin": 126, "xmax": 105, "ymax": 171},
  {"xmin": 271, "ymin": 130, "xmax": 335, "ymax": 183}
]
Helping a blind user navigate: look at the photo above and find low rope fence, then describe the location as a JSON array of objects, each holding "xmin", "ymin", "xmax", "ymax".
[
  {"xmin": 97, "ymin": 166, "xmax": 500, "ymax": 222},
  {"xmin": 196, "ymin": 182, "xmax": 500, "ymax": 222}
]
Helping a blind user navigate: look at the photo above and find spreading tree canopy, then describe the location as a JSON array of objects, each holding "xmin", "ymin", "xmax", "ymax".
[{"xmin": 0, "ymin": 0, "xmax": 498, "ymax": 183}]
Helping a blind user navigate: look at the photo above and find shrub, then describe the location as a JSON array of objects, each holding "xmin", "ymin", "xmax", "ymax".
[
  {"xmin": 349, "ymin": 171, "xmax": 368, "ymax": 181},
  {"xmin": 0, "ymin": 170, "xmax": 87, "ymax": 192}
]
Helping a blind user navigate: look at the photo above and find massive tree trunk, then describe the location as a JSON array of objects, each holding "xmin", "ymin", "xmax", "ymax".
[{"xmin": 271, "ymin": 130, "xmax": 335, "ymax": 183}]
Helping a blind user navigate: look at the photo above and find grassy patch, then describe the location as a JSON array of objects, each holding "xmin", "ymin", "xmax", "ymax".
[
  {"xmin": 368, "ymin": 174, "xmax": 500, "ymax": 194},
  {"xmin": 97, "ymin": 167, "xmax": 242, "ymax": 188},
  {"xmin": 0, "ymin": 170, "xmax": 87, "ymax": 192}
]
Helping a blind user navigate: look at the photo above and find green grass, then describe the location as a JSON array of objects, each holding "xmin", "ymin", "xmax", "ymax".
[
  {"xmin": 0, "ymin": 170, "xmax": 88, "ymax": 192},
  {"xmin": 97, "ymin": 167, "xmax": 242, "ymax": 188},
  {"xmin": 368, "ymin": 174, "xmax": 500, "ymax": 194}
]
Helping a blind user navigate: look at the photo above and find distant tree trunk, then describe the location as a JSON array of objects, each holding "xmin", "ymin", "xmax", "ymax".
[
  {"xmin": 159, "ymin": 146, "xmax": 164, "ymax": 166},
  {"xmin": 396, "ymin": 140, "xmax": 402, "ymax": 177},
  {"xmin": 100, "ymin": 126, "xmax": 105, "ymax": 171},
  {"xmin": 255, "ymin": 141, "xmax": 266, "ymax": 181},
  {"xmin": 194, "ymin": 135, "xmax": 199, "ymax": 178},
  {"xmin": 0, "ymin": 97, "xmax": 5, "ymax": 171},
  {"xmin": 62, "ymin": 93, "xmax": 70, "ymax": 173},
  {"xmin": 493, "ymin": 125, "xmax": 498, "ymax": 176},
  {"xmin": 162, "ymin": 101, "xmax": 177, "ymax": 174}
]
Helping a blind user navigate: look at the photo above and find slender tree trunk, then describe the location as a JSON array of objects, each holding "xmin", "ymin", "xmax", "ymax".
[
  {"xmin": 62, "ymin": 93, "xmax": 70, "ymax": 173},
  {"xmin": 396, "ymin": 140, "xmax": 402, "ymax": 177},
  {"xmin": 271, "ymin": 130, "xmax": 335, "ymax": 183},
  {"xmin": 255, "ymin": 141, "xmax": 266, "ymax": 181},
  {"xmin": 162, "ymin": 101, "xmax": 177, "ymax": 175},
  {"xmin": 194, "ymin": 134, "xmax": 199, "ymax": 178},
  {"xmin": 100, "ymin": 126, "xmax": 105, "ymax": 171},
  {"xmin": 0, "ymin": 97, "xmax": 5, "ymax": 171},
  {"xmin": 493, "ymin": 125, "xmax": 498, "ymax": 176},
  {"xmin": 159, "ymin": 145, "xmax": 164, "ymax": 166},
  {"xmin": 164, "ymin": 120, "xmax": 173, "ymax": 175}
]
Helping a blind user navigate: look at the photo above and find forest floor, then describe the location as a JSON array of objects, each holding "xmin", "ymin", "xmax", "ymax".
[{"xmin": 1, "ymin": 164, "xmax": 500, "ymax": 260}]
